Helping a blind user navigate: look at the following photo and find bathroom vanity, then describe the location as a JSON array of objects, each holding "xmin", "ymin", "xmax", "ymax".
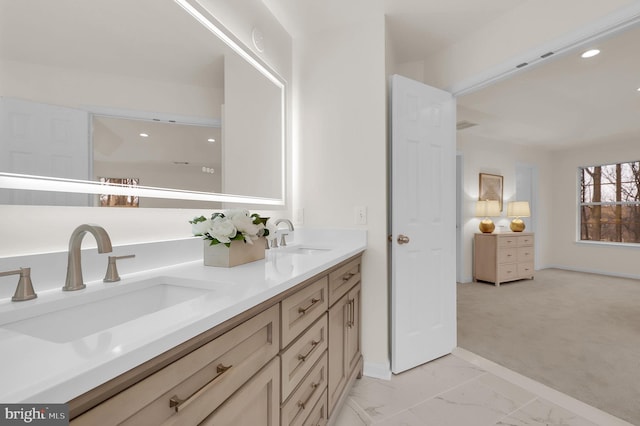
[{"xmin": 0, "ymin": 229, "xmax": 365, "ymax": 426}]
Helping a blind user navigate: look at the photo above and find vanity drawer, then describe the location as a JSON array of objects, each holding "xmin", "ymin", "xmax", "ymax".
[
  {"xmin": 281, "ymin": 314, "xmax": 328, "ymax": 401},
  {"xmin": 497, "ymin": 248, "xmax": 517, "ymax": 264},
  {"xmin": 281, "ymin": 276, "xmax": 328, "ymax": 348},
  {"xmin": 72, "ymin": 304, "xmax": 280, "ymax": 426},
  {"xmin": 281, "ymin": 352, "xmax": 328, "ymax": 426},
  {"xmin": 328, "ymin": 257, "xmax": 361, "ymax": 306},
  {"xmin": 303, "ymin": 389, "xmax": 328, "ymax": 426}
]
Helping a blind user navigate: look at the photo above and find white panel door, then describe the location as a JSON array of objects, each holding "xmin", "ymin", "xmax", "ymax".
[
  {"xmin": 390, "ymin": 74, "xmax": 456, "ymax": 374},
  {"xmin": 0, "ymin": 97, "xmax": 90, "ymax": 205}
]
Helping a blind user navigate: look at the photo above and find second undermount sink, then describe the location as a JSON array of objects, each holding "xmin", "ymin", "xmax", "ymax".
[
  {"xmin": 1, "ymin": 277, "xmax": 218, "ymax": 343},
  {"xmin": 278, "ymin": 245, "xmax": 333, "ymax": 255}
]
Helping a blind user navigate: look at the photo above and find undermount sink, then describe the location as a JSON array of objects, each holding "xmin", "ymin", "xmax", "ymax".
[
  {"xmin": 0, "ymin": 277, "xmax": 217, "ymax": 343},
  {"xmin": 278, "ymin": 246, "xmax": 333, "ymax": 255}
]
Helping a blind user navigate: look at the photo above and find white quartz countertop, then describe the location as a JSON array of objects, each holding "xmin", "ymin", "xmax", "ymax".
[{"xmin": 0, "ymin": 229, "xmax": 366, "ymax": 403}]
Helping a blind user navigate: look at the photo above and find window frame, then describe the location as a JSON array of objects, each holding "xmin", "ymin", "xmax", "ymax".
[{"xmin": 577, "ymin": 160, "xmax": 640, "ymax": 245}]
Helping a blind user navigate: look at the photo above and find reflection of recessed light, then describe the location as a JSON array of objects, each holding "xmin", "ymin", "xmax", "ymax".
[
  {"xmin": 139, "ymin": 133, "xmax": 149, "ymax": 138},
  {"xmin": 581, "ymin": 49, "xmax": 600, "ymax": 58},
  {"xmin": 637, "ymin": 87, "xmax": 640, "ymax": 92},
  {"xmin": 207, "ymin": 138, "xmax": 216, "ymax": 143}
]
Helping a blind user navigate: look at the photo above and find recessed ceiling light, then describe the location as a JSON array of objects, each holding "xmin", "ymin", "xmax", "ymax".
[
  {"xmin": 581, "ymin": 49, "xmax": 600, "ymax": 59},
  {"xmin": 139, "ymin": 133, "xmax": 149, "ymax": 138},
  {"xmin": 207, "ymin": 138, "xmax": 216, "ymax": 143}
]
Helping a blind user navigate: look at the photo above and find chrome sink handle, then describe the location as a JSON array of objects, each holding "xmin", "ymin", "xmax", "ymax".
[
  {"xmin": 63, "ymin": 224, "xmax": 113, "ymax": 291},
  {"xmin": 0, "ymin": 267, "xmax": 37, "ymax": 302},
  {"xmin": 103, "ymin": 254, "xmax": 136, "ymax": 283}
]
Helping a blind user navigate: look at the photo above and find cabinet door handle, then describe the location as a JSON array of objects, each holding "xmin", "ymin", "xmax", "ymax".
[
  {"xmin": 169, "ymin": 363, "xmax": 232, "ymax": 412},
  {"xmin": 346, "ymin": 299, "xmax": 352, "ymax": 328},
  {"xmin": 350, "ymin": 299, "xmax": 355, "ymax": 328},
  {"xmin": 342, "ymin": 272, "xmax": 355, "ymax": 282},
  {"xmin": 298, "ymin": 298, "xmax": 320, "ymax": 315},
  {"xmin": 297, "ymin": 340, "xmax": 320, "ymax": 362},
  {"xmin": 297, "ymin": 382, "xmax": 320, "ymax": 410}
]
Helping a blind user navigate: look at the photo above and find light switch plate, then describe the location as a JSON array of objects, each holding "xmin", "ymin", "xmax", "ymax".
[{"xmin": 354, "ymin": 206, "xmax": 367, "ymax": 225}]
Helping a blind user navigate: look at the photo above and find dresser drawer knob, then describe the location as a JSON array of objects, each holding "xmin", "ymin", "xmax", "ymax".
[{"xmin": 298, "ymin": 298, "xmax": 320, "ymax": 315}]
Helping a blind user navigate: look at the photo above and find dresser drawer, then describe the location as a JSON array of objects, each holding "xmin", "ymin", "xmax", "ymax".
[
  {"xmin": 517, "ymin": 246, "xmax": 534, "ymax": 262},
  {"xmin": 518, "ymin": 263, "xmax": 534, "ymax": 277},
  {"xmin": 497, "ymin": 236, "xmax": 518, "ymax": 248},
  {"xmin": 328, "ymin": 257, "xmax": 361, "ymax": 306},
  {"xmin": 72, "ymin": 305, "xmax": 280, "ymax": 426},
  {"xmin": 517, "ymin": 234, "xmax": 534, "ymax": 247},
  {"xmin": 281, "ymin": 314, "xmax": 328, "ymax": 401},
  {"xmin": 497, "ymin": 264, "xmax": 518, "ymax": 282},
  {"xmin": 281, "ymin": 352, "xmax": 328, "ymax": 426},
  {"xmin": 497, "ymin": 248, "xmax": 517, "ymax": 264},
  {"xmin": 281, "ymin": 276, "xmax": 329, "ymax": 348}
]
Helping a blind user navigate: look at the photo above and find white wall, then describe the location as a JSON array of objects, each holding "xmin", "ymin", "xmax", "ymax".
[
  {"xmin": 293, "ymin": 16, "xmax": 388, "ymax": 375},
  {"xmin": 549, "ymin": 138, "xmax": 640, "ymax": 278},
  {"xmin": 457, "ymin": 134, "xmax": 553, "ymax": 282}
]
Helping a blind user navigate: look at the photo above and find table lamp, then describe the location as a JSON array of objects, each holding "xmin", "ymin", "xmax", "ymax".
[
  {"xmin": 507, "ymin": 201, "xmax": 530, "ymax": 232},
  {"xmin": 475, "ymin": 200, "xmax": 500, "ymax": 233}
]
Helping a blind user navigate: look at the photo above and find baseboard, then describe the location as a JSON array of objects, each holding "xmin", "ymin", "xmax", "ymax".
[
  {"xmin": 544, "ymin": 265, "xmax": 640, "ymax": 281},
  {"xmin": 363, "ymin": 360, "xmax": 391, "ymax": 380}
]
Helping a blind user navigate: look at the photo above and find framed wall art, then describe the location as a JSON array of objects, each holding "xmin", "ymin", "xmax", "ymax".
[{"xmin": 478, "ymin": 173, "xmax": 503, "ymax": 211}]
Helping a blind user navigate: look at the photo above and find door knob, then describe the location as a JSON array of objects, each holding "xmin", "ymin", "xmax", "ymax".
[{"xmin": 397, "ymin": 234, "xmax": 410, "ymax": 244}]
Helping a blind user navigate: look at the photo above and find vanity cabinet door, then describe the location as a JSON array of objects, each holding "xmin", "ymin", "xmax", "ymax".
[
  {"xmin": 71, "ymin": 305, "xmax": 279, "ymax": 426},
  {"xmin": 346, "ymin": 284, "xmax": 361, "ymax": 376},
  {"xmin": 199, "ymin": 357, "xmax": 280, "ymax": 426}
]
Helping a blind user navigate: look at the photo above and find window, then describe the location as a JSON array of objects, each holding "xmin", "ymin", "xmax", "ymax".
[{"xmin": 580, "ymin": 161, "xmax": 640, "ymax": 243}]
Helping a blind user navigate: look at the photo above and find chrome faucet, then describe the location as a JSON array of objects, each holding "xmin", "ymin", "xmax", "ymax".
[
  {"xmin": 63, "ymin": 224, "xmax": 113, "ymax": 291},
  {"xmin": 274, "ymin": 218, "xmax": 295, "ymax": 247},
  {"xmin": 0, "ymin": 267, "xmax": 37, "ymax": 301}
]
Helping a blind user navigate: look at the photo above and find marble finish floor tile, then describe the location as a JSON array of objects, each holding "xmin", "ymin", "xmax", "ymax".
[
  {"xmin": 334, "ymin": 353, "xmax": 626, "ymax": 426},
  {"xmin": 348, "ymin": 355, "xmax": 485, "ymax": 422}
]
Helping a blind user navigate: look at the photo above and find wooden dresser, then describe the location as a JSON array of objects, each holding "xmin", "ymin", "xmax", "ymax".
[{"xmin": 473, "ymin": 232, "xmax": 534, "ymax": 286}]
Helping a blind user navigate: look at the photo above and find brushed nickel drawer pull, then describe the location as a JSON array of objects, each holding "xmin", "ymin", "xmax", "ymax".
[
  {"xmin": 168, "ymin": 363, "xmax": 233, "ymax": 412},
  {"xmin": 297, "ymin": 382, "xmax": 320, "ymax": 410},
  {"xmin": 297, "ymin": 340, "xmax": 320, "ymax": 362},
  {"xmin": 342, "ymin": 272, "xmax": 355, "ymax": 281},
  {"xmin": 298, "ymin": 298, "xmax": 320, "ymax": 315},
  {"xmin": 347, "ymin": 299, "xmax": 355, "ymax": 328}
]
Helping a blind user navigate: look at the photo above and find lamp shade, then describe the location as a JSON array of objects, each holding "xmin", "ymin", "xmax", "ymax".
[
  {"xmin": 507, "ymin": 201, "xmax": 530, "ymax": 218},
  {"xmin": 475, "ymin": 200, "xmax": 500, "ymax": 217}
]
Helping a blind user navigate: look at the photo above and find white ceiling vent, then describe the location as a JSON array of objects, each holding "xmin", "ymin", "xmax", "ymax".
[{"xmin": 456, "ymin": 120, "xmax": 478, "ymax": 130}]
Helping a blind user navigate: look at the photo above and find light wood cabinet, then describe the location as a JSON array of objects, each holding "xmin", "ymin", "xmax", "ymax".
[
  {"xmin": 69, "ymin": 254, "xmax": 363, "ymax": 426},
  {"xmin": 473, "ymin": 232, "xmax": 534, "ymax": 286},
  {"xmin": 200, "ymin": 357, "xmax": 280, "ymax": 426},
  {"xmin": 327, "ymin": 282, "xmax": 361, "ymax": 416}
]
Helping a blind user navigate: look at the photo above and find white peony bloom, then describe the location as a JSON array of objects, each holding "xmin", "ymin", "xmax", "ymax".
[
  {"xmin": 191, "ymin": 218, "xmax": 212, "ymax": 236},
  {"xmin": 208, "ymin": 216, "xmax": 237, "ymax": 243},
  {"xmin": 228, "ymin": 210, "xmax": 260, "ymax": 238}
]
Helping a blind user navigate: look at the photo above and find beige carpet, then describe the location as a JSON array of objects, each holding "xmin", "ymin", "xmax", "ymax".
[{"xmin": 457, "ymin": 268, "xmax": 640, "ymax": 425}]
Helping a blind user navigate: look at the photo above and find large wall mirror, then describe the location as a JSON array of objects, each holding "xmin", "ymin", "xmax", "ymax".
[{"xmin": 0, "ymin": 0, "xmax": 285, "ymax": 208}]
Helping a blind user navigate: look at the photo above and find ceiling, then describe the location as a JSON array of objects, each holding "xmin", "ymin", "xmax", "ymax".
[{"xmin": 262, "ymin": 0, "xmax": 640, "ymax": 150}]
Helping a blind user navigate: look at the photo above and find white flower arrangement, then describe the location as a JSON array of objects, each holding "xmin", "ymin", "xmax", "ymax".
[{"xmin": 190, "ymin": 210, "xmax": 276, "ymax": 247}]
